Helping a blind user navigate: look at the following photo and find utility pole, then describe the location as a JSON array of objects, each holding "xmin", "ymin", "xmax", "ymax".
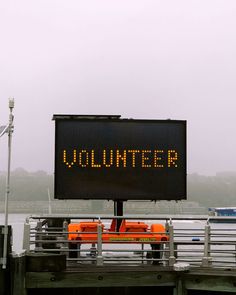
[{"xmin": 2, "ymin": 98, "xmax": 14, "ymax": 269}]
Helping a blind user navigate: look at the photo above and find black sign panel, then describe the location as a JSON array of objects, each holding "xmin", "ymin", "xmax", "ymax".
[{"xmin": 53, "ymin": 115, "xmax": 186, "ymax": 200}]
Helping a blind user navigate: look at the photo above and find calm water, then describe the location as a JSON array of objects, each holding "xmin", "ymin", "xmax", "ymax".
[
  {"xmin": 0, "ymin": 214, "xmax": 204, "ymax": 254},
  {"xmin": 1, "ymin": 214, "xmax": 236, "ymax": 258},
  {"xmin": 0, "ymin": 213, "xmax": 28, "ymax": 253}
]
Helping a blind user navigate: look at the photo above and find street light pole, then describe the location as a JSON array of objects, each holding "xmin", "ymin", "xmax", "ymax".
[{"xmin": 2, "ymin": 98, "xmax": 14, "ymax": 269}]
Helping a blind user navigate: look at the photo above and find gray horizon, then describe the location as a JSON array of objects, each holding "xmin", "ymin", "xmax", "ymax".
[{"xmin": 1, "ymin": 1, "xmax": 236, "ymax": 176}]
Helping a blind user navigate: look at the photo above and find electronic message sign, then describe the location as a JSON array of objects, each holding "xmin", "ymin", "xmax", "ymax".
[{"xmin": 53, "ymin": 115, "xmax": 186, "ymax": 200}]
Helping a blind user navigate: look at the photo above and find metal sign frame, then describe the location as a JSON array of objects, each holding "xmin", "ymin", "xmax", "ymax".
[{"xmin": 53, "ymin": 115, "xmax": 186, "ymax": 201}]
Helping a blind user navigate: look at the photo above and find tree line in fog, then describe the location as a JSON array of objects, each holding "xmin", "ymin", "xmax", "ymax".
[{"xmin": 0, "ymin": 168, "xmax": 236, "ymax": 208}]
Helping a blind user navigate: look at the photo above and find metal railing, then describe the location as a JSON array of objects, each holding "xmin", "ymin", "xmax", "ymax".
[{"xmin": 22, "ymin": 214, "xmax": 236, "ymax": 268}]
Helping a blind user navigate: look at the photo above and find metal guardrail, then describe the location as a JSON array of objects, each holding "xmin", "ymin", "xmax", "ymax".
[{"xmin": 22, "ymin": 215, "xmax": 236, "ymax": 268}]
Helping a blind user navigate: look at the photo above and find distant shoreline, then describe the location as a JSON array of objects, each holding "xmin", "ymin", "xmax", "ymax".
[{"xmin": 0, "ymin": 200, "xmax": 206, "ymax": 215}]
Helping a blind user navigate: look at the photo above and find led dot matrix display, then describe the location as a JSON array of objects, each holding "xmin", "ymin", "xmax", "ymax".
[{"xmin": 53, "ymin": 115, "xmax": 186, "ymax": 201}]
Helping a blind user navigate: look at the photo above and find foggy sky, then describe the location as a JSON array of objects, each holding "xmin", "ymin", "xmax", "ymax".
[{"xmin": 0, "ymin": 0, "xmax": 236, "ymax": 175}]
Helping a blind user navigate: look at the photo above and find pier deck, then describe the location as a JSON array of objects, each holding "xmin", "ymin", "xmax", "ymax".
[
  {"xmin": 4, "ymin": 214, "xmax": 236, "ymax": 294},
  {"xmin": 11, "ymin": 255, "xmax": 236, "ymax": 295}
]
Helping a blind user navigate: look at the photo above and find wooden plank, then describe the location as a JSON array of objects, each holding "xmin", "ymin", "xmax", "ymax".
[
  {"xmin": 0, "ymin": 269, "xmax": 10, "ymax": 295},
  {"xmin": 66, "ymin": 264, "xmax": 173, "ymax": 273},
  {"xmin": 184, "ymin": 275, "xmax": 236, "ymax": 293},
  {"xmin": 186, "ymin": 268, "xmax": 236, "ymax": 277},
  {"xmin": 10, "ymin": 254, "xmax": 27, "ymax": 295},
  {"xmin": 26, "ymin": 270, "xmax": 176, "ymax": 289},
  {"xmin": 26, "ymin": 253, "xmax": 66, "ymax": 272}
]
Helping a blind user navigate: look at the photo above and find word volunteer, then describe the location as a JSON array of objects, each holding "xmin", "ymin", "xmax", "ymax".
[{"xmin": 62, "ymin": 149, "xmax": 179, "ymax": 169}]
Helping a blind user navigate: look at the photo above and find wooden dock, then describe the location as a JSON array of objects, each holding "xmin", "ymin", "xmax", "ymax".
[
  {"xmin": 3, "ymin": 215, "xmax": 236, "ymax": 295},
  {"xmin": 5, "ymin": 253, "xmax": 236, "ymax": 295}
]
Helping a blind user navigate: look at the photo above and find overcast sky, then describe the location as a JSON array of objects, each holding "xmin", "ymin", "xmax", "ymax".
[{"xmin": 0, "ymin": 0, "xmax": 236, "ymax": 175}]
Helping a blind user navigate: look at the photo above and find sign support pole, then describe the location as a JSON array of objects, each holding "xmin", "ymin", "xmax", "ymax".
[
  {"xmin": 2, "ymin": 98, "xmax": 14, "ymax": 269},
  {"xmin": 114, "ymin": 200, "xmax": 124, "ymax": 231}
]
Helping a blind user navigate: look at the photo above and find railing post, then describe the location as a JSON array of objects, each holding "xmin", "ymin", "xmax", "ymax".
[
  {"xmin": 96, "ymin": 223, "xmax": 103, "ymax": 266},
  {"xmin": 35, "ymin": 221, "xmax": 43, "ymax": 251},
  {"xmin": 141, "ymin": 242, "xmax": 144, "ymax": 264},
  {"xmin": 62, "ymin": 220, "xmax": 69, "ymax": 257},
  {"xmin": 202, "ymin": 221, "xmax": 211, "ymax": 267},
  {"xmin": 168, "ymin": 219, "xmax": 176, "ymax": 266},
  {"xmin": 22, "ymin": 219, "xmax": 30, "ymax": 253}
]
